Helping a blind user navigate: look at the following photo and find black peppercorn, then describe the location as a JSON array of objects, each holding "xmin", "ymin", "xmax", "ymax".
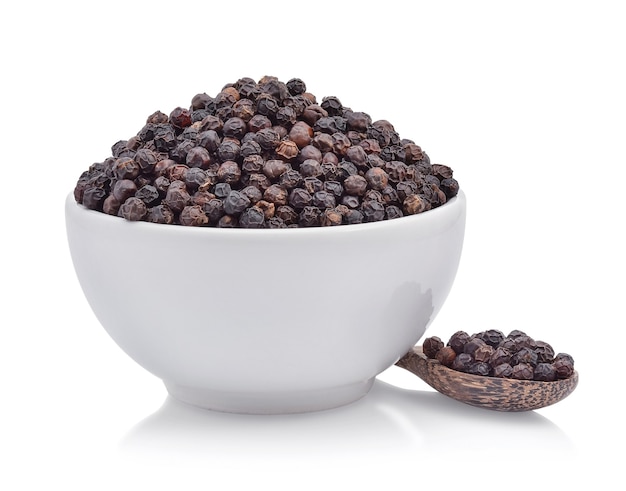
[
  {"xmin": 320, "ymin": 208, "xmax": 343, "ymax": 226},
  {"xmin": 301, "ymin": 104, "xmax": 327, "ymax": 126},
  {"xmin": 489, "ymin": 347, "xmax": 512, "ymax": 367},
  {"xmin": 223, "ymin": 190, "xmax": 251, "ymax": 215},
  {"xmin": 254, "ymin": 128, "xmax": 280, "ymax": 150},
  {"xmin": 244, "ymin": 173, "xmax": 271, "ymax": 191},
  {"xmin": 444, "ymin": 327, "xmax": 573, "ymax": 382},
  {"xmin": 403, "ymin": 194, "xmax": 429, "ymax": 215},
  {"xmin": 323, "ymin": 180, "xmax": 344, "ymax": 198},
  {"xmin": 113, "ymin": 157, "xmax": 140, "ymax": 181},
  {"xmin": 451, "ymin": 353, "xmax": 473, "ymax": 372},
  {"xmin": 514, "ymin": 335, "xmax": 537, "ymax": 351},
  {"xmin": 217, "ymin": 161, "xmax": 242, "ymax": 185},
  {"xmin": 265, "ymin": 216, "xmax": 287, "ymax": 228},
  {"xmin": 163, "ymin": 183, "xmax": 191, "ymax": 213},
  {"xmin": 135, "ymin": 185, "xmax": 160, "ymax": 205},
  {"xmin": 112, "ymin": 179, "xmax": 138, "ymax": 203},
  {"xmin": 344, "ymin": 209, "xmax": 364, "ymax": 224},
  {"xmin": 169, "ymin": 107, "xmax": 192, "ymax": 129},
  {"xmin": 385, "ymin": 205, "xmax": 403, "ymax": 220},
  {"xmin": 468, "ymin": 362, "xmax": 491, "ymax": 377},
  {"xmin": 240, "ymin": 185, "xmax": 263, "ymax": 204},
  {"xmin": 423, "ymin": 336, "xmax": 444, "ymax": 358},
  {"xmin": 511, "ymin": 363, "xmax": 534, "ymax": 380},
  {"xmin": 344, "ymin": 175, "xmax": 368, "ymax": 196},
  {"xmin": 222, "ymin": 117, "xmax": 247, "ymax": 139},
  {"xmin": 248, "ymin": 114, "xmax": 272, "ymax": 133},
  {"xmin": 203, "ymin": 199, "xmax": 225, "ymax": 224},
  {"xmin": 312, "ymin": 190, "xmax": 336, "ymax": 209},
  {"xmin": 186, "ymin": 147, "xmax": 212, "ymax": 169},
  {"xmin": 275, "ymin": 140, "xmax": 299, "ymax": 160},
  {"xmin": 179, "ymin": 205, "xmax": 209, "ymax": 226},
  {"xmin": 534, "ymin": 341, "xmax": 555, "ymax": 363},
  {"xmin": 82, "ymin": 187, "xmax": 107, "ymax": 211},
  {"xmin": 146, "ymin": 110, "xmax": 169, "ymax": 124},
  {"xmin": 440, "ymin": 177, "xmax": 460, "ymax": 199},
  {"xmin": 299, "ymin": 159, "xmax": 323, "ymax": 178},
  {"xmin": 395, "ymin": 180, "xmax": 420, "ymax": 202},
  {"xmin": 184, "ymin": 168, "xmax": 208, "ymax": 191},
  {"xmin": 553, "ymin": 354, "xmax": 575, "ymax": 379},
  {"xmin": 345, "ymin": 145, "xmax": 368, "ymax": 168},
  {"xmin": 436, "ymin": 346, "xmax": 456, "ymax": 367},
  {"xmin": 289, "ymin": 121, "xmax": 313, "ymax": 148},
  {"xmin": 473, "ymin": 344, "xmax": 494, "ymax": 363},
  {"xmin": 119, "ymin": 197, "xmax": 147, "ymax": 221},
  {"xmin": 192, "ymin": 190, "xmax": 216, "ymax": 207},
  {"xmin": 102, "ymin": 195, "xmax": 121, "ymax": 216},
  {"xmin": 275, "ymin": 205, "xmax": 298, "ymax": 225},
  {"xmin": 345, "ymin": 111, "xmax": 371, "ymax": 132},
  {"xmin": 276, "ymin": 106, "xmax": 297, "ymax": 127},
  {"xmin": 498, "ymin": 337, "xmax": 517, "ymax": 352},
  {"xmin": 134, "ymin": 148, "xmax": 159, "ymax": 173},
  {"xmin": 217, "ymin": 140, "xmax": 241, "ymax": 162},
  {"xmin": 361, "ymin": 200, "xmax": 385, "ymax": 222},
  {"xmin": 191, "ymin": 93, "xmax": 213, "ymax": 111},
  {"xmin": 75, "ymin": 76, "xmax": 462, "ymax": 228},
  {"xmin": 217, "ymin": 214, "xmax": 237, "ymax": 228},
  {"xmin": 263, "ymin": 184, "xmax": 288, "ymax": 206},
  {"xmin": 146, "ymin": 204, "xmax": 175, "ymax": 224},
  {"xmin": 507, "ymin": 330, "xmax": 528, "ymax": 339},
  {"xmin": 255, "ymin": 200, "xmax": 275, "ymax": 219},
  {"xmin": 153, "ymin": 124, "xmax": 177, "ymax": 152},
  {"xmin": 278, "ymin": 169, "xmax": 303, "ymax": 190},
  {"xmin": 167, "ymin": 164, "xmax": 189, "ymax": 182},
  {"xmin": 512, "ymin": 347, "xmax": 539, "ymax": 367},
  {"xmin": 365, "ymin": 167, "xmax": 389, "ymax": 191},
  {"xmin": 321, "ymin": 96, "xmax": 343, "ymax": 116},
  {"xmin": 299, "ymin": 206, "xmax": 321, "ymax": 227},
  {"xmin": 197, "ymin": 130, "xmax": 221, "ymax": 153},
  {"xmin": 493, "ymin": 363, "xmax": 513, "ymax": 378},
  {"xmin": 534, "ymin": 363, "xmax": 557, "ymax": 382},
  {"xmin": 478, "ymin": 329, "xmax": 506, "ymax": 348},
  {"xmin": 263, "ymin": 159, "xmax": 289, "ymax": 180},
  {"xmin": 448, "ymin": 331, "xmax": 470, "ymax": 354},
  {"xmin": 286, "ymin": 78, "xmax": 306, "ymax": 95},
  {"xmin": 255, "ymin": 93, "xmax": 280, "ymax": 117},
  {"xmin": 239, "ymin": 206, "xmax": 266, "ymax": 228},
  {"xmin": 288, "ymin": 188, "xmax": 312, "ymax": 210},
  {"xmin": 463, "ymin": 337, "xmax": 487, "ymax": 356},
  {"xmin": 170, "ymin": 137, "xmax": 194, "ymax": 160}
]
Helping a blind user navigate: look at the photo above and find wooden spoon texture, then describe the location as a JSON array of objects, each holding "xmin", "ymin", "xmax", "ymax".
[{"xmin": 396, "ymin": 346, "xmax": 579, "ymax": 412}]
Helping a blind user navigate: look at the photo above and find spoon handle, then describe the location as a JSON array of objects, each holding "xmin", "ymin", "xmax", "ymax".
[{"xmin": 395, "ymin": 346, "xmax": 441, "ymax": 389}]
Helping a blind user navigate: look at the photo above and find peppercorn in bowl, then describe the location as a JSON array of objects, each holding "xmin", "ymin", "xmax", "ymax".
[{"xmin": 65, "ymin": 76, "xmax": 466, "ymax": 413}]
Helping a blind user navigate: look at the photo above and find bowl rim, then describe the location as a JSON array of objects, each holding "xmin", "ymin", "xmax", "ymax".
[{"xmin": 65, "ymin": 189, "xmax": 465, "ymax": 236}]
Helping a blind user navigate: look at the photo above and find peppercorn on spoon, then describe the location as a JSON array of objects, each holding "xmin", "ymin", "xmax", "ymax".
[{"xmin": 395, "ymin": 346, "xmax": 578, "ymax": 411}]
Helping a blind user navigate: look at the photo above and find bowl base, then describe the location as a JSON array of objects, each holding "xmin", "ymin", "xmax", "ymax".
[{"xmin": 163, "ymin": 378, "xmax": 375, "ymax": 414}]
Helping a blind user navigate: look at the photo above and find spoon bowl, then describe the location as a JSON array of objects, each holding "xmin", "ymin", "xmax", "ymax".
[{"xmin": 396, "ymin": 346, "xmax": 578, "ymax": 411}]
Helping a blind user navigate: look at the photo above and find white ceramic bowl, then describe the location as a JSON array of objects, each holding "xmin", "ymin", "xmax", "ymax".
[{"xmin": 65, "ymin": 190, "xmax": 466, "ymax": 413}]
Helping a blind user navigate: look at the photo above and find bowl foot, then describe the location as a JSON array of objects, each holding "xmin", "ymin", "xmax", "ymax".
[{"xmin": 163, "ymin": 378, "xmax": 375, "ymax": 414}]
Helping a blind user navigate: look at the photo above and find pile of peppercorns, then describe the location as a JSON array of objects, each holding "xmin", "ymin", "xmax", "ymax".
[
  {"xmin": 422, "ymin": 330, "xmax": 575, "ymax": 381},
  {"xmin": 73, "ymin": 76, "xmax": 460, "ymax": 228}
]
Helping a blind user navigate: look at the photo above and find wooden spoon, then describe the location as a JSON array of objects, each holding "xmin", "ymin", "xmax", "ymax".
[{"xmin": 395, "ymin": 346, "xmax": 579, "ymax": 411}]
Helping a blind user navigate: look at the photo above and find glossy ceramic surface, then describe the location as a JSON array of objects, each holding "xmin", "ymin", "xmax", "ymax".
[{"xmin": 65, "ymin": 190, "xmax": 466, "ymax": 413}]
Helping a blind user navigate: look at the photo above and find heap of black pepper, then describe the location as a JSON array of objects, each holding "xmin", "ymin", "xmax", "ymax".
[
  {"xmin": 422, "ymin": 330, "xmax": 575, "ymax": 381},
  {"xmin": 73, "ymin": 76, "xmax": 460, "ymax": 228}
]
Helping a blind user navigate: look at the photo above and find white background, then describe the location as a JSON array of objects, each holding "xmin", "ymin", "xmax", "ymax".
[{"xmin": 1, "ymin": 0, "xmax": 624, "ymax": 488}]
